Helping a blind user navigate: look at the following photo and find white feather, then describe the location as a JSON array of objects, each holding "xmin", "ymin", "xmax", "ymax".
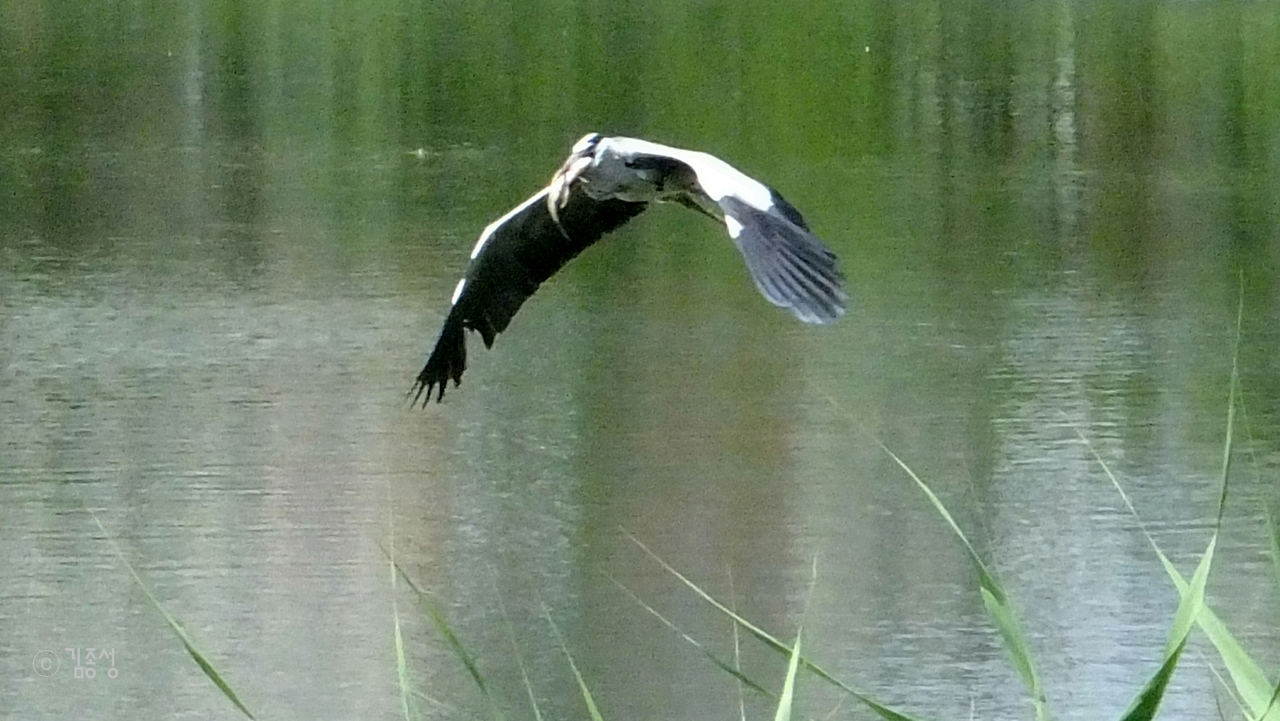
[
  {"xmin": 571, "ymin": 133, "xmax": 600, "ymax": 154},
  {"xmin": 471, "ymin": 189, "xmax": 549, "ymax": 259},
  {"xmin": 597, "ymin": 137, "xmax": 776, "ymax": 212},
  {"xmin": 724, "ymin": 215, "xmax": 744, "ymax": 238}
]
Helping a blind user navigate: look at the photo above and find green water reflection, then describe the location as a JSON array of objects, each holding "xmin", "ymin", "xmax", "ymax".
[{"xmin": 2, "ymin": 1, "xmax": 1278, "ymax": 720}]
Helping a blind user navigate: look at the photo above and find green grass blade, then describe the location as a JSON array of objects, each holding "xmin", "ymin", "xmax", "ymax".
[
  {"xmin": 390, "ymin": 559, "xmax": 504, "ymax": 721},
  {"xmin": 874, "ymin": 443, "xmax": 1049, "ymax": 721},
  {"xmin": 1161, "ymin": 558, "xmax": 1274, "ymax": 718},
  {"xmin": 626, "ymin": 532, "xmax": 930, "ymax": 721},
  {"xmin": 542, "ymin": 604, "xmax": 605, "ymax": 721},
  {"xmin": 1264, "ymin": 683, "xmax": 1280, "ymax": 721},
  {"xmin": 976, "ymin": 584, "xmax": 1046, "ymax": 720},
  {"xmin": 494, "ymin": 583, "xmax": 544, "ymax": 721},
  {"xmin": 1091, "ymin": 294, "xmax": 1261, "ymax": 721},
  {"xmin": 1116, "ymin": 636, "xmax": 1190, "ymax": 721},
  {"xmin": 611, "ymin": 577, "xmax": 774, "ymax": 698},
  {"xmin": 1232, "ymin": 300, "xmax": 1280, "ymax": 720},
  {"xmin": 410, "ymin": 688, "xmax": 460, "ymax": 713},
  {"xmin": 392, "ymin": 608, "xmax": 413, "ymax": 721},
  {"xmin": 1076, "ymin": 424, "xmax": 1277, "ymax": 715},
  {"xmin": 86, "ymin": 507, "xmax": 255, "ymax": 719},
  {"xmin": 1117, "ymin": 535, "xmax": 1215, "ymax": 721},
  {"xmin": 1214, "ymin": 284, "xmax": 1243, "ymax": 530},
  {"xmin": 178, "ymin": 633, "xmax": 257, "ymax": 720},
  {"xmin": 1114, "ymin": 447, "xmax": 1219, "ymax": 721},
  {"xmin": 1170, "ymin": 537, "xmax": 1217, "ymax": 656},
  {"xmin": 728, "ymin": 567, "xmax": 748, "ymax": 721},
  {"xmin": 1203, "ymin": 655, "xmax": 1248, "ymax": 718},
  {"xmin": 775, "ymin": 628, "xmax": 802, "ymax": 721},
  {"xmin": 774, "ymin": 560, "xmax": 818, "ymax": 721},
  {"xmin": 387, "ymin": 525, "xmax": 414, "ymax": 721}
]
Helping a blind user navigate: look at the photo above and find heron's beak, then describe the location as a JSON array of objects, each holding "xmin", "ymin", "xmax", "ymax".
[{"xmin": 547, "ymin": 155, "xmax": 593, "ymax": 238}]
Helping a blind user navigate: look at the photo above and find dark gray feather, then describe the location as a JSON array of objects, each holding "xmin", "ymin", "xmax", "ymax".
[
  {"xmin": 718, "ymin": 196, "xmax": 847, "ymax": 324},
  {"xmin": 412, "ymin": 188, "xmax": 646, "ymax": 404}
]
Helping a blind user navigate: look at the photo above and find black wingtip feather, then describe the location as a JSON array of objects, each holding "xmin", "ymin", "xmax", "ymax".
[
  {"xmin": 766, "ymin": 186, "xmax": 811, "ymax": 231},
  {"xmin": 411, "ymin": 315, "xmax": 467, "ymax": 405},
  {"xmin": 412, "ymin": 185, "xmax": 647, "ymax": 406}
]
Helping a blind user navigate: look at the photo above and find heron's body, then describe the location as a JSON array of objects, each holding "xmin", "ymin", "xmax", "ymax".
[
  {"xmin": 412, "ymin": 133, "xmax": 847, "ymax": 404},
  {"xmin": 592, "ymin": 137, "xmax": 769, "ymax": 206}
]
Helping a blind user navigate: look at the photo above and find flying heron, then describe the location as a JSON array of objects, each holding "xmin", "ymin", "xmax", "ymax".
[{"xmin": 411, "ymin": 133, "xmax": 848, "ymax": 405}]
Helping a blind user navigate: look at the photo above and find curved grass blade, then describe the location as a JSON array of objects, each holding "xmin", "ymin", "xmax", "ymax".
[
  {"xmin": 389, "ymin": 558, "xmax": 504, "ymax": 721},
  {"xmin": 1090, "ymin": 291, "xmax": 1256, "ymax": 720},
  {"xmin": 610, "ymin": 576, "xmax": 773, "ymax": 698},
  {"xmin": 625, "ymin": 532, "xmax": 928, "ymax": 721},
  {"xmin": 818, "ymin": 393, "xmax": 1047, "ymax": 719},
  {"xmin": 1160, "ymin": 555, "xmax": 1274, "ymax": 720},
  {"xmin": 775, "ymin": 559, "xmax": 817, "ymax": 721},
  {"xmin": 729, "ymin": 567, "xmax": 749, "ymax": 721},
  {"xmin": 542, "ymin": 604, "xmax": 605, "ymax": 721},
  {"xmin": 392, "ymin": 598, "xmax": 413, "ymax": 721},
  {"xmin": 1204, "ymin": 657, "xmax": 1248, "ymax": 719},
  {"xmin": 86, "ymin": 507, "xmax": 255, "ymax": 719},
  {"xmin": 411, "ymin": 688, "xmax": 462, "ymax": 714},
  {"xmin": 775, "ymin": 627, "xmax": 802, "ymax": 721},
  {"xmin": 1117, "ymin": 536, "xmax": 1215, "ymax": 721},
  {"xmin": 493, "ymin": 582, "xmax": 544, "ymax": 721},
  {"xmin": 1117, "ymin": 637, "xmax": 1190, "ymax": 721},
  {"xmin": 387, "ymin": 533, "xmax": 414, "ymax": 721},
  {"xmin": 873, "ymin": 443, "xmax": 1049, "ymax": 721},
  {"xmin": 1239, "ymin": 349, "xmax": 1280, "ymax": 718},
  {"xmin": 1077, "ymin": 431, "xmax": 1276, "ymax": 718}
]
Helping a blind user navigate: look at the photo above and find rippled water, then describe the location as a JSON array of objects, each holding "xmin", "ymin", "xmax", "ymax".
[{"xmin": 3, "ymin": 1, "xmax": 1279, "ymax": 719}]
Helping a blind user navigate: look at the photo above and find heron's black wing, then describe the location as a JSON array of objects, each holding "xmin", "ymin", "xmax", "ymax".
[
  {"xmin": 716, "ymin": 195, "xmax": 847, "ymax": 324},
  {"xmin": 412, "ymin": 187, "xmax": 647, "ymax": 404}
]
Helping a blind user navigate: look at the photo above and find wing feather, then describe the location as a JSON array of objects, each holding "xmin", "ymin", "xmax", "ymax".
[
  {"xmin": 412, "ymin": 187, "xmax": 646, "ymax": 404},
  {"xmin": 657, "ymin": 145, "xmax": 848, "ymax": 324},
  {"xmin": 716, "ymin": 195, "xmax": 847, "ymax": 324}
]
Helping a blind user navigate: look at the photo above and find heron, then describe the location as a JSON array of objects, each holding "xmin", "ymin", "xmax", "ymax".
[{"xmin": 411, "ymin": 133, "xmax": 848, "ymax": 405}]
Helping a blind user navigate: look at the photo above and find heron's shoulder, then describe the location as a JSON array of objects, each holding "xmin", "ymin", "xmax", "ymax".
[
  {"xmin": 593, "ymin": 136, "xmax": 773, "ymax": 210},
  {"xmin": 682, "ymin": 153, "xmax": 772, "ymax": 209},
  {"xmin": 471, "ymin": 188, "xmax": 549, "ymax": 259},
  {"xmin": 595, "ymin": 136, "xmax": 684, "ymax": 159}
]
